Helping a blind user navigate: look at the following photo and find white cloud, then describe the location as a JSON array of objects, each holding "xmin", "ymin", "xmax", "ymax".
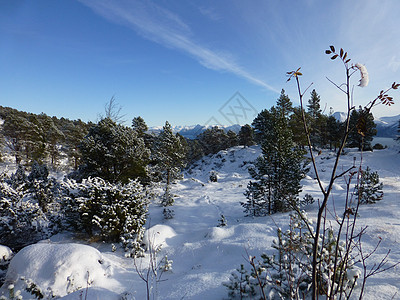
[{"xmin": 78, "ymin": 0, "xmax": 279, "ymax": 93}]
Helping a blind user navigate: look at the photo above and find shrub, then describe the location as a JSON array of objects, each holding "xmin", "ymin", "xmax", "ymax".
[
  {"xmin": 372, "ymin": 143, "xmax": 386, "ymax": 150},
  {"xmin": 0, "ymin": 167, "xmax": 61, "ymax": 250},
  {"xmin": 209, "ymin": 171, "xmax": 218, "ymax": 182},
  {"xmin": 225, "ymin": 212, "xmax": 360, "ymax": 299},
  {"xmin": 354, "ymin": 167, "xmax": 383, "ymax": 204},
  {"xmin": 62, "ymin": 177, "xmax": 149, "ymax": 255}
]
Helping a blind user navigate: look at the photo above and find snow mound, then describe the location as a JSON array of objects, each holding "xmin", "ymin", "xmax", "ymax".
[
  {"xmin": 208, "ymin": 226, "xmax": 235, "ymax": 240},
  {"xmin": 143, "ymin": 224, "xmax": 177, "ymax": 249},
  {"xmin": 0, "ymin": 245, "xmax": 12, "ymax": 261},
  {"xmin": 1, "ymin": 243, "xmax": 118, "ymax": 298},
  {"xmin": 59, "ymin": 287, "xmax": 122, "ymax": 300}
]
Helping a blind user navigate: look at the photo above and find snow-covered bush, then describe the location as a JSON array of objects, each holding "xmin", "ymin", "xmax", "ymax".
[
  {"xmin": 354, "ymin": 166, "xmax": 383, "ymax": 204},
  {"xmin": 27, "ymin": 161, "xmax": 49, "ymax": 182},
  {"xmin": 300, "ymin": 193, "xmax": 315, "ymax": 207},
  {"xmin": 217, "ymin": 214, "xmax": 227, "ymax": 227},
  {"xmin": 163, "ymin": 208, "xmax": 174, "ymax": 219},
  {"xmin": 0, "ymin": 243, "xmax": 116, "ymax": 299},
  {"xmin": 0, "ymin": 166, "xmax": 61, "ymax": 250},
  {"xmin": 160, "ymin": 185, "xmax": 174, "ymax": 207},
  {"xmin": 209, "ymin": 170, "xmax": 218, "ymax": 182},
  {"xmin": 225, "ymin": 212, "xmax": 360, "ymax": 299},
  {"xmin": 62, "ymin": 177, "xmax": 149, "ymax": 255}
]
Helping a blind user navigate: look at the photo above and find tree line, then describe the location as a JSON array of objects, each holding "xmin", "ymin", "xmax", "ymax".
[{"xmin": 0, "ymin": 88, "xmax": 378, "ymax": 182}]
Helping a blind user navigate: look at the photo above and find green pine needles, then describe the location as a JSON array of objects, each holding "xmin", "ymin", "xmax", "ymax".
[
  {"xmin": 242, "ymin": 90, "xmax": 308, "ymax": 216},
  {"xmin": 355, "ymin": 167, "xmax": 383, "ymax": 204}
]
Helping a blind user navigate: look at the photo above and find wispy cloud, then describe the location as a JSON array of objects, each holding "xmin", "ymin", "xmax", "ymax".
[{"xmin": 78, "ymin": 0, "xmax": 279, "ymax": 93}]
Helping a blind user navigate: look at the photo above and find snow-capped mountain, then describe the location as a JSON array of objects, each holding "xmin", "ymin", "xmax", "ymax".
[
  {"xmin": 149, "ymin": 124, "xmax": 242, "ymax": 139},
  {"xmin": 150, "ymin": 113, "xmax": 400, "ymax": 139},
  {"xmin": 332, "ymin": 111, "xmax": 347, "ymax": 123},
  {"xmin": 333, "ymin": 112, "xmax": 399, "ymax": 137},
  {"xmin": 375, "ymin": 114, "xmax": 400, "ymax": 137}
]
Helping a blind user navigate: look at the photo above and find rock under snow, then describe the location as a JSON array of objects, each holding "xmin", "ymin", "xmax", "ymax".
[
  {"xmin": 0, "ymin": 245, "xmax": 12, "ymax": 261},
  {"xmin": 1, "ymin": 243, "xmax": 119, "ymax": 298},
  {"xmin": 142, "ymin": 224, "xmax": 177, "ymax": 250}
]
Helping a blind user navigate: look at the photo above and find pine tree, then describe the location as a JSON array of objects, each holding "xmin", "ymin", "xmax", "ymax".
[
  {"xmin": 132, "ymin": 116, "xmax": 148, "ymax": 137},
  {"xmin": 252, "ymin": 109, "xmax": 275, "ymax": 144},
  {"xmin": 307, "ymin": 89, "xmax": 324, "ymax": 148},
  {"xmin": 62, "ymin": 119, "xmax": 89, "ymax": 170},
  {"xmin": 289, "ymin": 107, "xmax": 309, "ymax": 148},
  {"xmin": 78, "ymin": 118, "xmax": 150, "ymax": 183},
  {"xmin": 238, "ymin": 124, "xmax": 255, "ymax": 147},
  {"xmin": 39, "ymin": 114, "xmax": 65, "ymax": 167},
  {"xmin": 186, "ymin": 139, "xmax": 205, "ymax": 163},
  {"xmin": 307, "ymin": 89, "xmax": 322, "ymax": 119},
  {"xmin": 355, "ymin": 167, "xmax": 383, "ymax": 204},
  {"xmin": 153, "ymin": 121, "xmax": 188, "ymax": 206},
  {"xmin": 243, "ymin": 93, "xmax": 307, "ymax": 215},
  {"xmin": 326, "ymin": 114, "xmax": 342, "ymax": 151},
  {"xmin": 276, "ymin": 89, "xmax": 293, "ymax": 116},
  {"xmin": 61, "ymin": 177, "xmax": 148, "ymax": 255},
  {"xmin": 227, "ymin": 130, "xmax": 239, "ymax": 147},
  {"xmin": 2, "ymin": 114, "xmax": 26, "ymax": 165},
  {"xmin": 197, "ymin": 126, "xmax": 229, "ymax": 155},
  {"xmin": 347, "ymin": 107, "xmax": 377, "ymax": 151}
]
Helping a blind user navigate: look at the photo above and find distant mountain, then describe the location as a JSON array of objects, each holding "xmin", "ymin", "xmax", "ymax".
[
  {"xmin": 375, "ymin": 114, "xmax": 399, "ymax": 137},
  {"xmin": 150, "ymin": 113, "xmax": 400, "ymax": 140},
  {"xmin": 149, "ymin": 124, "xmax": 242, "ymax": 139},
  {"xmin": 333, "ymin": 111, "xmax": 399, "ymax": 138},
  {"xmin": 332, "ymin": 111, "xmax": 347, "ymax": 123}
]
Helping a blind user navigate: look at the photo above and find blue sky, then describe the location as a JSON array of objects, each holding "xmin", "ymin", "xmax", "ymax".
[{"xmin": 1, "ymin": 0, "xmax": 400, "ymax": 127}]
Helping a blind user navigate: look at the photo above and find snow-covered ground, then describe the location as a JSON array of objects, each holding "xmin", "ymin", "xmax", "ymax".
[{"xmin": 1, "ymin": 144, "xmax": 400, "ymax": 299}]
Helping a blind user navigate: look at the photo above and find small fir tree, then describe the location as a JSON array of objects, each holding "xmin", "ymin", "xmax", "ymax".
[
  {"xmin": 153, "ymin": 121, "xmax": 187, "ymax": 206},
  {"xmin": 355, "ymin": 167, "xmax": 383, "ymax": 204}
]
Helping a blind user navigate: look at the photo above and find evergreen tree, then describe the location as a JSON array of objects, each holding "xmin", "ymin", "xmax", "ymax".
[
  {"xmin": 132, "ymin": 116, "xmax": 148, "ymax": 137},
  {"xmin": 227, "ymin": 130, "xmax": 239, "ymax": 147},
  {"xmin": 185, "ymin": 139, "xmax": 205, "ymax": 163},
  {"xmin": 153, "ymin": 121, "xmax": 188, "ymax": 206},
  {"xmin": 355, "ymin": 167, "xmax": 383, "ymax": 204},
  {"xmin": 276, "ymin": 89, "xmax": 293, "ymax": 116},
  {"xmin": 2, "ymin": 114, "xmax": 27, "ymax": 165},
  {"xmin": 78, "ymin": 118, "xmax": 150, "ymax": 183},
  {"xmin": 347, "ymin": 107, "xmax": 377, "ymax": 151},
  {"xmin": 318, "ymin": 114, "xmax": 329, "ymax": 147},
  {"xmin": 238, "ymin": 124, "xmax": 255, "ymax": 147},
  {"xmin": 198, "ymin": 126, "xmax": 229, "ymax": 155},
  {"xmin": 243, "ymin": 93, "xmax": 307, "ymax": 215},
  {"xmin": 62, "ymin": 177, "xmax": 148, "ymax": 255},
  {"xmin": 326, "ymin": 114, "xmax": 342, "ymax": 151},
  {"xmin": 27, "ymin": 114, "xmax": 48, "ymax": 163},
  {"xmin": 307, "ymin": 89, "xmax": 322, "ymax": 119},
  {"xmin": 307, "ymin": 89, "xmax": 323, "ymax": 147},
  {"xmin": 132, "ymin": 116, "xmax": 155, "ymax": 150},
  {"xmin": 252, "ymin": 109, "xmax": 275, "ymax": 144},
  {"xmin": 62, "ymin": 119, "xmax": 89, "ymax": 170},
  {"xmin": 289, "ymin": 107, "xmax": 309, "ymax": 148},
  {"xmin": 39, "ymin": 114, "xmax": 65, "ymax": 167}
]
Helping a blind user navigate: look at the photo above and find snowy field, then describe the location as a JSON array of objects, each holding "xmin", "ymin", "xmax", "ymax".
[{"xmin": 1, "ymin": 143, "xmax": 400, "ymax": 299}]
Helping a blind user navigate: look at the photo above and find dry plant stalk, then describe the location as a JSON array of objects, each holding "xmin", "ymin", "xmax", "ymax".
[{"xmin": 287, "ymin": 45, "xmax": 399, "ymax": 299}]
